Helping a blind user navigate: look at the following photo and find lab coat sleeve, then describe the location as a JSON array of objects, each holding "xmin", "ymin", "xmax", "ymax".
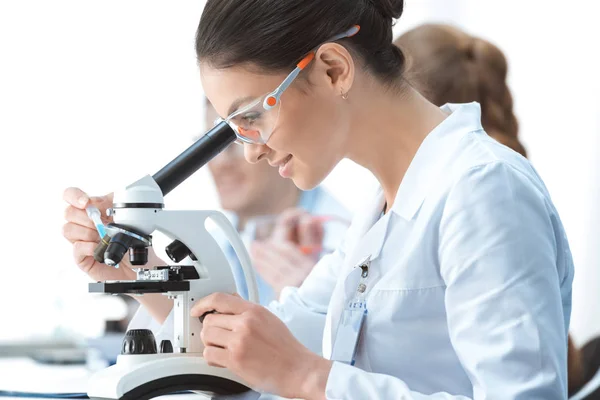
[
  {"xmin": 268, "ymin": 244, "xmax": 346, "ymax": 355},
  {"xmin": 325, "ymin": 162, "xmax": 568, "ymax": 399}
]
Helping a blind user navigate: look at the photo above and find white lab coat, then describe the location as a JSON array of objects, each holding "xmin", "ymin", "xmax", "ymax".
[
  {"xmin": 133, "ymin": 102, "xmax": 574, "ymax": 399},
  {"xmin": 272, "ymin": 102, "xmax": 573, "ymax": 398}
]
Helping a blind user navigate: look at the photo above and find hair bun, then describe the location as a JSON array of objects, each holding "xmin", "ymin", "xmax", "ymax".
[{"xmin": 369, "ymin": 0, "xmax": 404, "ymax": 20}]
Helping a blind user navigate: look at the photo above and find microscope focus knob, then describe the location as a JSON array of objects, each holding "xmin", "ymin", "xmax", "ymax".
[
  {"xmin": 159, "ymin": 340, "xmax": 173, "ymax": 353},
  {"xmin": 121, "ymin": 329, "xmax": 157, "ymax": 355},
  {"xmin": 165, "ymin": 239, "xmax": 192, "ymax": 263}
]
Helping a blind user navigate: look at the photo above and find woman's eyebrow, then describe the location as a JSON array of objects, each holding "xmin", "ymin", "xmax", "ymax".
[{"xmin": 228, "ymin": 96, "xmax": 255, "ymax": 116}]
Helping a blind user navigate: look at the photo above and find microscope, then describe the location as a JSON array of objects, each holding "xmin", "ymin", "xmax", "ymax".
[{"xmin": 86, "ymin": 121, "xmax": 260, "ymax": 400}]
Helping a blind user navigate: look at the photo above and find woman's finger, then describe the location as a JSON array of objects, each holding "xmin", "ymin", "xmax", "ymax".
[
  {"xmin": 62, "ymin": 222, "xmax": 100, "ymax": 243},
  {"xmin": 191, "ymin": 292, "xmax": 252, "ymax": 319},
  {"xmin": 203, "ymin": 346, "xmax": 228, "ymax": 368},
  {"xmin": 63, "ymin": 187, "xmax": 90, "ymax": 208},
  {"xmin": 202, "ymin": 312, "xmax": 240, "ymax": 331},
  {"xmin": 201, "ymin": 325, "xmax": 234, "ymax": 348},
  {"xmin": 64, "ymin": 205, "xmax": 95, "ymax": 229},
  {"xmin": 72, "ymin": 241, "xmax": 97, "ymax": 272}
]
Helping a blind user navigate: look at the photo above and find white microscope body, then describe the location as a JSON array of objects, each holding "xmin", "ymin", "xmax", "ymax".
[{"xmin": 86, "ymin": 122, "xmax": 258, "ymax": 399}]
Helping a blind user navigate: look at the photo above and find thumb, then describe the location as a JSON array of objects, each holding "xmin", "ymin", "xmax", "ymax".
[{"xmin": 63, "ymin": 187, "xmax": 90, "ymax": 209}]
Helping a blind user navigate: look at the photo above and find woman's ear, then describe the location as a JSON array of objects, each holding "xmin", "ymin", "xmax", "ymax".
[{"xmin": 312, "ymin": 43, "xmax": 355, "ymax": 97}]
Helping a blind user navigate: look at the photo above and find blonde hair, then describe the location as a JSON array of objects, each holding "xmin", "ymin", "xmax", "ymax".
[{"xmin": 395, "ymin": 23, "xmax": 526, "ymax": 157}]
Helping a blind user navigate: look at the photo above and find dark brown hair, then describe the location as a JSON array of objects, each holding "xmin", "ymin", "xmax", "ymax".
[
  {"xmin": 196, "ymin": 0, "xmax": 406, "ymax": 86},
  {"xmin": 395, "ymin": 23, "xmax": 527, "ymax": 157},
  {"xmin": 568, "ymin": 336, "xmax": 586, "ymax": 395}
]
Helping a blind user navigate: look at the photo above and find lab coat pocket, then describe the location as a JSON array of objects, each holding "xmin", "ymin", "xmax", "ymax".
[{"xmin": 360, "ymin": 286, "xmax": 450, "ymax": 390}]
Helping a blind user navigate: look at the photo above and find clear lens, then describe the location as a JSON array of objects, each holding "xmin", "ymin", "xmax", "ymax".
[{"xmin": 225, "ymin": 93, "xmax": 281, "ymax": 144}]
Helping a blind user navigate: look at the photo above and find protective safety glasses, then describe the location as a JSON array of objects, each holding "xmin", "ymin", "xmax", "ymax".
[{"xmin": 220, "ymin": 25, "xmax": 360, "ymax": 145}]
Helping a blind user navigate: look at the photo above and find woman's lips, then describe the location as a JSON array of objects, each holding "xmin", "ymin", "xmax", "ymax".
[{"xmin": 278, "ymin": 154, "xmax": 293, "ymax": 178}]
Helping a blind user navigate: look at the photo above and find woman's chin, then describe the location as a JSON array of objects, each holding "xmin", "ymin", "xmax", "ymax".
[{"xmin": 291, "ymin": 170, "xmax": 322, "ymax": 191}]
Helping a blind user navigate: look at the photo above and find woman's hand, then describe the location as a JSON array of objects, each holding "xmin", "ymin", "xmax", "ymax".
[
  {"xmin": 62, "ymin": 187, "xmax": 174, "ymax": 323},
  {"xmin": 191, "ymin": 293, "xmax": 332, "ymax": 400},
  {"xmin": 62, "ymin": 187, "xmax": 135, "ymax": 282}
]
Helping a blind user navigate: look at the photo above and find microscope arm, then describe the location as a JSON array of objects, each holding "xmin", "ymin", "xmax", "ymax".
[{"xmin": 207, "ymin": 211, "xmax": 260, "ymax": 303}]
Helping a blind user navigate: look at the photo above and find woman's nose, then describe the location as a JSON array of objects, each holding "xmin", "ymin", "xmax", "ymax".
[{"xmin": 244, "ymin": 142, "xmax": 270, "ymax": 164}]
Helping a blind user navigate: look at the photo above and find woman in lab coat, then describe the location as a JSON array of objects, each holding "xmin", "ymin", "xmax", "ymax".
[
  {"xmin": 187, "ymin": 0, "xmax": 574, "ymax": 398},
  {"xmin": 63, "ymin": 0, "xmax": 574, "ymax": 398}
]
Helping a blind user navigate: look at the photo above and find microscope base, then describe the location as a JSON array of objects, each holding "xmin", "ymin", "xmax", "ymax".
[{"xmin": 87, "ymin": 353, "xmax": 251, "ymax": 400}]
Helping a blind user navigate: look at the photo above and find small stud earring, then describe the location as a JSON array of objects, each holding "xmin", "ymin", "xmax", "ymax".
[{"xmin": 341, "ymin": 90, "xmax": 349, "ymax": 100}]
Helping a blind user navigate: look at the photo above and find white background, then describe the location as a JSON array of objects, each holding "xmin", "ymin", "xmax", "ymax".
[{"xmin": 0, "ymin": 1, "xmax": 598, "ymax": 346}]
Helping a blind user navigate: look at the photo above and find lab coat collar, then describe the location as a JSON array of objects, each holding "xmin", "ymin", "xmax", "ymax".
[
  {"xmin": 390, "ymin": 102, "xmax": 484, "ymax": 220},
  {"xmin": 338, "ymin": 188, "xmax": 389, "ymax": 268}
]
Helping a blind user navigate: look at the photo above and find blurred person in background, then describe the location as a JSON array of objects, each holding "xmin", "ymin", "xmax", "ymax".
[{"xmin": 395, "ymin": 22, "xmax": 598, "ymax": 397}]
